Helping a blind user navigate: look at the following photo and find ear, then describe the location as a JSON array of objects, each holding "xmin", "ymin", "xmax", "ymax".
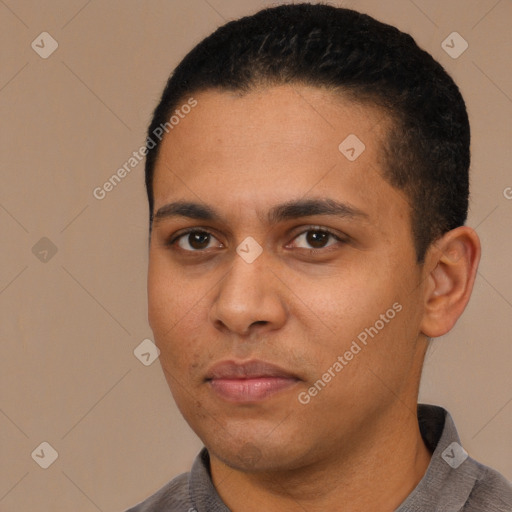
[{"xmin": 420, "ymin": 226, "xmax": 481, "ymax": 338}]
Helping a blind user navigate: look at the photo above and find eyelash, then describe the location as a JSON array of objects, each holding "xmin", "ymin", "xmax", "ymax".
[{"xmin": 166, "ymin": 227, "xmax": 346, "ymax": 253}]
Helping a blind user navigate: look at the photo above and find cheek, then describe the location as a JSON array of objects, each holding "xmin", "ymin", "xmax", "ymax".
[
  {"xmin": 148, "ymin": 260, "xmax": 212, "ymax": 375},
  {"xmin": 147, "ymin": 253, "xmax": 194, "ymax": 332},
  {"xmin": 147, "ymin": 270, "xmax": 175, "ymax": 336},
  {"xmin": 301, "ymin": 265, "xmax": 414, "ymax": 371},
  {"xmin": 148, "ymin": 260, "xmax": 186, "ymax": 356},
  {"xmin": 303, "ymin": 270, "xmax": 394, "ymax": 336}
]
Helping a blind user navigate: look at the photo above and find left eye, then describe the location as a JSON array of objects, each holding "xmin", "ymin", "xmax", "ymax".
[{"xmin": 290, "ymin": 228, "xmax": 342, "ymax": 250}]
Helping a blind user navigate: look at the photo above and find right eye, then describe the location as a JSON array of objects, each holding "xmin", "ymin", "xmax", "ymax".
[{"xmin": 168, "ymin": 229, "xmax": 223, "ymax": 252}]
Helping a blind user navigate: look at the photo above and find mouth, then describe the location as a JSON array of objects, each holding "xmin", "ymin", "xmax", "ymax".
[{"xmin": 205, "ymin": 359, "xmax": 301, "ymax": 402}]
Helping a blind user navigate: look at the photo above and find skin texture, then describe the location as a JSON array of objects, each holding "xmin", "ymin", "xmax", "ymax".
[{"xmin": 147, "ymin": 85, "xmax": 480, "ymax": 511}]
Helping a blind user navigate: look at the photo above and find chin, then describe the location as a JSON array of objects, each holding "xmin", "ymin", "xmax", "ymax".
[
  {"xmin": 204, "ymin": 431, "xmax": 318, "ymax": 474},
  {"xmin": 212, "ymin": 444, "xmax": 290, "ymax": 472}
]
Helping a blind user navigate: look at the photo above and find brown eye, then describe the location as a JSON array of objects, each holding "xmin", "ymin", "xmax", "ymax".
[
  {"xmin": 174, "ymin": 230, "xmax": 221, "ymax": 251},
  {"xmin": 292, "ymin": 228, "xmax": 342, "ymax": 250},
  {"xmin": 305, "ymin": 230, "xmax": 330, "ymax": 248}
]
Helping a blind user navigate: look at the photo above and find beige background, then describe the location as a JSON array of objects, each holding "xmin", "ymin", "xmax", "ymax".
[{"xmin": 0, "ymin": 0, "xmax": 511, "ymax": 510}]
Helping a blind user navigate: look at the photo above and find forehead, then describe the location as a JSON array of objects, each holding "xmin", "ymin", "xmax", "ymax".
[{"xmin": 152, "ymin": 85, "xmax": 408, "ymax": 229}]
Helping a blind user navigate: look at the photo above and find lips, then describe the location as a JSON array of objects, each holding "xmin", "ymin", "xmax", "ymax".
[{"xmin": 205, "ymin": 360, "xmax": 300, "ymax": 402}]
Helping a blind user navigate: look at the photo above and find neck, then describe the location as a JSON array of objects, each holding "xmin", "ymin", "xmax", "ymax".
[{"xmin": 210, "ymin": 403, "xmax": 432, "ymax": 512}]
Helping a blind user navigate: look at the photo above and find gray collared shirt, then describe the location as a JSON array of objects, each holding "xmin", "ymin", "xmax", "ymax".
[{"xmin": 126, "ymin": 404, "xmax": 512, "ymax": 511}]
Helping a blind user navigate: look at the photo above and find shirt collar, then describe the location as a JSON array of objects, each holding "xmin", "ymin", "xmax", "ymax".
[{"xmin": 396, "ymin": 403, "xmax": 479, "ymax": 511}]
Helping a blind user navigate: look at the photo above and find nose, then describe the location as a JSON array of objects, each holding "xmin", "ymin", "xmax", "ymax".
[{"xmin": 209, "ymin": 251, "xmax": 287, "ymax": 338}]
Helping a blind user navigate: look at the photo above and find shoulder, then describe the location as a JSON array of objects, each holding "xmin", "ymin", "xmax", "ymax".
[
  {"xmin": 463, "ymin": 460, "xmax": 512, "ymax": 512},
  {"xmin": 125, "ymin": 472, "xmax": 192, "ymax": 512}
]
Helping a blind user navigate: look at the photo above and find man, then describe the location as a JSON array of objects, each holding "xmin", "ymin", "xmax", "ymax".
[{"xmin": 127, "ymin": 3, "xmax": 512, "ymax": 511}]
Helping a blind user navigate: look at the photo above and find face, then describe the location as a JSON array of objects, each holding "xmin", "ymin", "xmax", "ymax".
[{"xmin": 147, "ymin": 85, "xmax": 429, "ymax": 472}]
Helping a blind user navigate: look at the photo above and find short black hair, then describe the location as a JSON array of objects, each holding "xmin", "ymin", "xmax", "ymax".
[{"xmin": 144, "ymin": 2, "xmax": 470, "ymax": 263}]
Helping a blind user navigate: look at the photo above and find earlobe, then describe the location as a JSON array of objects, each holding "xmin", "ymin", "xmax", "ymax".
[{"xmin": 420, "ymin": 226, "xmax": 481, "ymax": 338}]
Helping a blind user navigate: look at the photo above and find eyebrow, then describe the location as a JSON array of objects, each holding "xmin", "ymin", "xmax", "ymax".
[{"xmin": 152, "ymin": 198, "xmax": 369, "ymax": 226}]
